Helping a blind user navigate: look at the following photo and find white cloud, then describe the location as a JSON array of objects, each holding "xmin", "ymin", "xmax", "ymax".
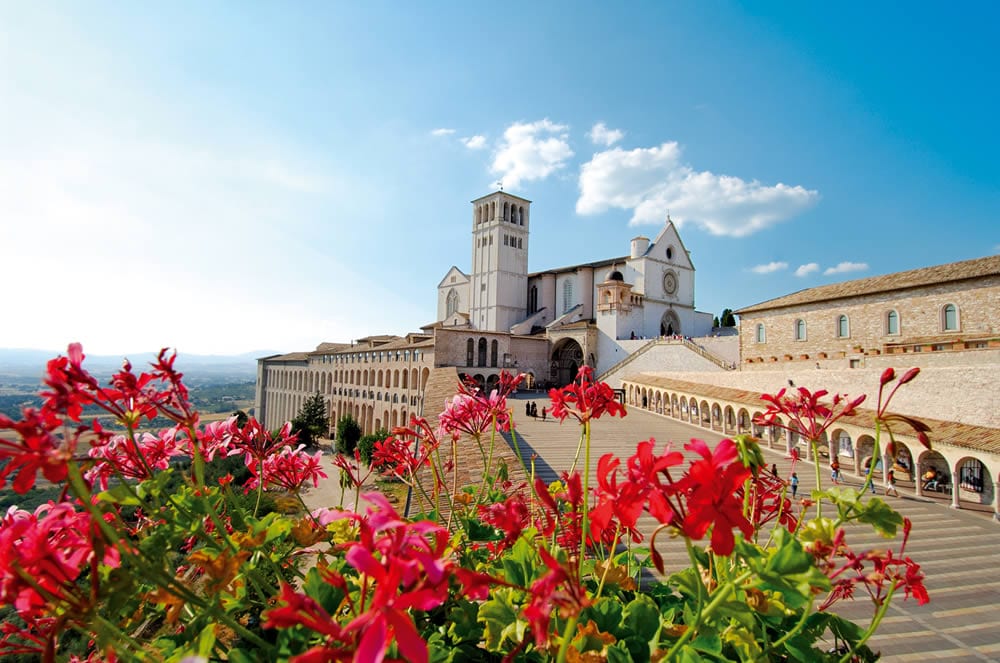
[
  {"xmin": 430, "ymin": 128, "xmax": 455, "ymax": 137},
  {"xmin": 588, "ymin": 122, "xmax": 624, "ymax": 147},
  {"xmin": 795, "ymin": 262, "xmax": 820, "ymax": 277},
  {"xmin": 491, "ymin": 119, "xmax": 574, "ymax": 189},
  {"xmin": 750, "ymin": 261, "xmax": 788, "ymax": 274},
  {"xmin": 576, "ymin": 142, "xmax": 819, "ymax": 237},
  {"xmin": 461, "ymin": 135, "xmax": 487, "ymax": 149},
  {"xmin": 824, "ymin": 261, "xmax": 869, "ymax": 275}
]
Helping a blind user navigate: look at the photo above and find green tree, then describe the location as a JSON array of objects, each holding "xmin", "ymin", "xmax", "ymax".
[
  {"xmin": 232, "ymin": 409, "xmax": 249, "ymax": 428},
  {"xmin": 335, "ymin": 414, "xmax": 362, "ymax": 455},
  {"xmin": 291, "ymin": 393, "xmax": 329, "ymax": 448},
  {"xmin": 720, "ymin": 308, "xmax": 737, "ymax": 327},
  {"xmin": 713, "ymin": 315, "xmax": 720, "ymax": 328},
  {"xmin": 358, "ymin": 428, "xmax": 389, "ymax": 466}
]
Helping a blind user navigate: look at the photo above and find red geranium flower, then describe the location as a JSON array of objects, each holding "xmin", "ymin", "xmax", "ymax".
[{"xmin": 677, "ymin": 438, "xmax": 753, "ymax": 556}]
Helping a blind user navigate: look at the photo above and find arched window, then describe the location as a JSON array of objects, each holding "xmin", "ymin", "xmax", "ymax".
[
  {"xmin": 886, "ymin": 310, "xmax": 899, "ymax": 335},
  {"xmin": 477, "ymin": 338, "xmax": 487, "ymax": 367},
  {"xmin": 518, "ymin": 206, "xmax": 524, "ymax": 225},
  {"xmin": 466, "ymin": 339, "xmax": 474, "ymax": 367},
  {"xmin": 755, "ymin": 324, "xmax": 766, "ymax": 344},
  {"xmin": 446, "ymin": 288, "xmax": 459, "ymax": 317},
  {"xmin": 942, "ymin": 304, "xmax": 958, "ymax": 331},
  {"xmin": 503, "ymin": 201, "xmax": 509, "ymax": 221},
  {"xmin": 490, "ymin": 340, "xmax": 498, "ymax": 367},
  {"xmin": 528, "ymin": 285, "xmax": 538, "ymax": 314},
  {"xmin": 794, "ymin": 319, "xmax": 806, "ymax": 341},
  {"xmin": 562, "ymin": 280, "xmax": 574, "ymax": 313},
  {"xmin": 836, "ymin": 314, "xmax": 850, "ymax": 338}
]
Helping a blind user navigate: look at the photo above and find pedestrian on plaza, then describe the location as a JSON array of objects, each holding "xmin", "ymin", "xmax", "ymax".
[
  {"xmin": 530, "ymin": 402, "xmax": 538, "ymax": 418},
  {"xmin": 830, "ymin": 459, "xmax": 841, "ymax": 485},
  {"xmin": 541, "ymin": 407, "xmax": 547, "ymax": 422},
  {"xmin": 886, "ymin": 469, "xmax": 899, "ymax": 497},
  {"xmin": 525, "ymin": 402, "xmax": 531, "ymax": 418},
  {"xmin": 770, "ymin": 463, "xmax": 778, "ymax": 478},
  {"xmin": 790, "ymin": 473, "xmax": 799, "ymax": 498}
]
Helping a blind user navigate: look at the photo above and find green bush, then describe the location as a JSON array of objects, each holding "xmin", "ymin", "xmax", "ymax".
[
  {"xmin": 358, "ymin": 428, "xmax": 389, "ymax": 466},
  {"xmin": 335, "ymin": 414, "xmax": 362, "ymax": 455}
]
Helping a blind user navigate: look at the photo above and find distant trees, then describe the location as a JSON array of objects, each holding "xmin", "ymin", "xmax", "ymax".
[
  {"xmin": 335, "ymin": 414, "xmax": 362, "ymax": 455},
  {"xmin": 291, "ymin": 393, "xmax": 329, "ymax": 448},
  {"xmin": 358, "ymin": 428, "xmax": 390, "ymax": 466},
  {"xmin": 720, "ymin": 308, "xmax": 737, "ymax": 327}
]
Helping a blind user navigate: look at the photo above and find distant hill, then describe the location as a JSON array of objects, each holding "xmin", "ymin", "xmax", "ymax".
[{"xmin": 0, "ymin": 348, "xmax": 276, "ymax": 382}]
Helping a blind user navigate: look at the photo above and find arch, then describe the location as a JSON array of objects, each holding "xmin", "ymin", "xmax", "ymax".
[
  {"xmin": 755, "ymin": 324, "xmax": 766, "ymax": 343},
  {"xmin": 503, "ymin": 201, "xmax": 509, "ymax": 221},
  {"xmin": 654, "ymin": 391, "xmax": 662, "ymax": 414},
  {"xmin": 528, "ymin": 285, "xmax": 539, "ymax": 313},
  {"xmin": 393, "ymin": 370, "xmax": 400, "ymax": 388},
  {"xmin": 855, "ymin": 435, "xmax": 882, "ymax": 478},
  {"xmin": 550, "ymin": 338, "xmax": 584, "ymax": 386},
  {"xmin": 711, "ymin": 403, "xmax": 722, "ymax": 430},
  {"xmin": 518, "ymin": 206, "xmax": 524, "ymax": 225},
  {"xmin": 699, "ymin": 400, "xmax": 710, "ymax": 427},
  {"xmin": 723, "ymin": 405, "xmax": 736, "ymax": 434},
  {"xmin": 942, "ymin": 303, "xmax": 959, "ymax": 331},
  {"xmin": 916, "ymin": 450, "xmax": 950, "ymax": 495},
  {"xmin": 490, "ymin": 340, "xmax": 498, "ymax": 367},
  {"xmin": 886, "ymin": 309, "xmax": 900, "ymax": 335},
  {"xmin": 362, "ymin": 371, "xmax": 369, "ymax": 387},
  {"xmin": 486, "ymin": 374, "xmax": 500, "ymax": 392},
  {"xmin": 377, "ymin": 371, "xmax": 383, "ymax": 388},
  {"xmin": 401, "ymin": 370, "xmax": 408, "ymax": 389},
  {"xmin": 472, "ymin": 374, "xmax": 486, "ymax": 390},
  {"xmin": 421, "ymin": 367, "xmax": 430, "ymax": 390},
  {"xmin": 446, "ymin": 288, "xmax": 459, "ymax": 317},
  {"xmin": 957, "ymin": 457, "xmax": 992, "ymax": 505},
  {"xmin": 795, "ymin": 319, "xmax": 806, "ymax": 341},
  {"xmin": 466, "ymin": 338, "xmax": 474, "ymax": 367},
  {"xmin": 660, "ymin": 309, "xmax": 681, "ymax": 337},
  {"xmin": 836, "ymin": 314, "xmax": 850, "ymax": 338},
  {"xmin": 478, "ymin": 338, "xmax": 488, "ymax": 367}
]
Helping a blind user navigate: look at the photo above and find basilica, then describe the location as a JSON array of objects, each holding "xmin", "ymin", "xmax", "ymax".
[{"xmin": 254, "ymin": 190, "xmax": 715, "ymax": 433}]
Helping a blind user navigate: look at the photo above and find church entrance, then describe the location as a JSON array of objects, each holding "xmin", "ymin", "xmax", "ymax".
[
  {"xmin": 550, "ymin": 339, "xmax": 584, "ymax": 387},
  {"xmin": 660, "ymin": 310, "xmax": 681, "ymax": 337}
]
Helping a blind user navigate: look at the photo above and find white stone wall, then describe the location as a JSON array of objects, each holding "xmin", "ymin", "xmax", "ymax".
[{"xmin": 603, "ymin": 342, "xmax": 725, "ymax": 388}]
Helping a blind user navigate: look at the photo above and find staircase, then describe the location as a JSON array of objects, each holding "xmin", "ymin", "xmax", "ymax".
[{"xmin": 598, "ymin": 338, "xmax": 735, "ymax": 388}]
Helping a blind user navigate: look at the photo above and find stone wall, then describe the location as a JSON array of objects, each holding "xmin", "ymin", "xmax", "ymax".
[{"xmin": 602, "ymin": 342, "xmax": 725, "ymax": 389}]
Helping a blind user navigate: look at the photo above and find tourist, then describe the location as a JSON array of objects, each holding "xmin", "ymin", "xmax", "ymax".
[
  {"xmin": 525, "ymin": 402, "xmax": 531, "ymax": 418},
  {"xmin": 886, "ymin": 469, "xmax": 899, "ymax": 497},
  {"xmin": 541, "ymin": 407, "xmax": 547, "ymax": 422},
  {"xmin": 923, "ymin": 468, "xmax": 940, "ymax": 491},
  {"xmin": 790, "ymin": 473, "xmax": 799, "ymax": 498},
  {"xmin": 770, "ymin": 463, "xmax": 778, "ymax": 478},
  {"xmin": 830, "ymin": 459, "xmax": 841, "ymax": 484}
]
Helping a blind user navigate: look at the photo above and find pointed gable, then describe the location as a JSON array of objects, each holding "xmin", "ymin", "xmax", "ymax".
[
  {"xmin": 437, "ymin": 266, "xmax": 469, "ymax": 289},
  {"xmin": 649, "ymin": 220, "xmax": 694, "ymax": 270}
]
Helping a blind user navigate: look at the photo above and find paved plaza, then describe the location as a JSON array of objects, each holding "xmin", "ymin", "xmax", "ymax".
[{"xmin": 506, "ymin": 394, "xmax": 1000, "ymax": 662}]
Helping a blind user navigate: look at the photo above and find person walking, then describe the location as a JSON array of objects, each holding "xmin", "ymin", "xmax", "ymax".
[
  {"xmin": 541, "ymin": 407, "xmax": 547, "ymax": 422},
  {"xmin": 830, "ymin": 459, "xmax": 841, "ymax": 485},
  {"xmin": 790, "ymin": 473, "xmax": 799, "ymax": 498},
  {"xmin": 885, "ymin": 469, "xmax": 899, "ymax": 497},
  {"xmin": 770, "ymin": 463, "xmax": 779, "ymax": 478}
]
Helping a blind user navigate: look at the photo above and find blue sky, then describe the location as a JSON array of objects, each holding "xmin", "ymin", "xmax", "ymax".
[{"xmin": 2, "ymin": 2, "xmax": 998, "ymax": 356}]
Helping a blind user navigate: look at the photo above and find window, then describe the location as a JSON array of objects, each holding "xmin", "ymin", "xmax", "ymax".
[
  {"xmin": 466, "ymin": 339, "xmax": 474, "ymax": 367},
  {"xmin": 562, "ymin": 280, "xmax": 574, "ymax": 313},
  {"xmin": 794, "ymin": 319, "xmax": 806, "ymax": 341},
  {"xmin": 446, "ymin": 289, "xmax": 459, "ymax": 317},
  {"xmin": 517, "ymin": 238, "xmax": 522, "ymax": 249},
  {"xmin": 755, "ymin": 324, "xmax": 766, "ymax": 344},
  {"xmin": 528, "ymin": 285, "xmax": 538, "ymax": 314},
  {"xmin": 477, "ymin": 338, "xmax": 487, "ymax": 367},
  {"xmin": 836, "ymin": 315, "xmax": 850, "ymax": 338},
  {"xmin": 886, "ymin": 310, "xmax": 899, "ymax": 335},
  {"xmin": 838, "ymin": 432, "xmax": 853, "ymax": 457},
  {"xmin": 943, "ymin": 304, "xmax": 958, "ymax": 331},
  {"xmin": 490, "ymin": 340, "xmax": 498, "ymax": 367}
]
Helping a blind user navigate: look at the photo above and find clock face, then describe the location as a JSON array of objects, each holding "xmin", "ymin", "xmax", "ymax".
[{"xmin": 663, "ymin": 271, "xmax": 678, "ymax": 295}]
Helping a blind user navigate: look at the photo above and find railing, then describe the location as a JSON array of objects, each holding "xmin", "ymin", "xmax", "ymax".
[
  {"xmin": 676, "ymin": 338, "xmax": 737, "ymax": 371},
  {"xmin": 596, "ymin": 339, "xmax": 658, "ymax": 382},
  {"xmin": 597, "ymin": 337, "xmax": 736, "ymax": 383}
]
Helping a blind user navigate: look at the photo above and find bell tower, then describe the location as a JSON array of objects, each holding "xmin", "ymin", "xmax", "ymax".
[{"xmin": 469, "ymin": 191, "xmax": 531, "ymax": 331}]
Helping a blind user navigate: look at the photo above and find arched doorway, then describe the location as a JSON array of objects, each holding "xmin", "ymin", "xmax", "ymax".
[
  {"xmin": 550, "ymin": 339, "xmax": 584, "ymax": 387},
  {"xmin": 660, "ymin": 309, "xmax": 681, "ymax": 337}
]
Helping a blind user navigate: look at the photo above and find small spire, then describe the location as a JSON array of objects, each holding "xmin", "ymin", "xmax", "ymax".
[{"xmin": 495, "ymin": 180, "xmax": 504, "ymax": 192}]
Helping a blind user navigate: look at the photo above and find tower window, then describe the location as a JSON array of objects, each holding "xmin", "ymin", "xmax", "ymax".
[{"xmin": 517, "ymin": 238, "xmax": 522, "ymax": 249}]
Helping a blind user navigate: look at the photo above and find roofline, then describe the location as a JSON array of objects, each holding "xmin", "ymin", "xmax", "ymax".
[
  {"xmin": 529, "ymin": 255, "xmax": 629, "ymax": 278},
  {"xmin": 471, "ymin": 191, "xmax": 532, "ymax": 204}
]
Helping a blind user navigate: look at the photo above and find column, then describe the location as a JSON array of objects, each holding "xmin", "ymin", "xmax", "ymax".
[{"xmin": 993, "ymin": 480, "xmax": 999, "ymax": 522}]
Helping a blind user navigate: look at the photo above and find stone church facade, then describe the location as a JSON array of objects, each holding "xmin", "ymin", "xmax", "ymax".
[{"xmin": 256, "ymin": 189, "xmax": 714, "ymax": 433}]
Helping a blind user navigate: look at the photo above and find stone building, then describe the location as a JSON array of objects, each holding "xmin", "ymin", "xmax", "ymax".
[
  {"xmin": 256, "ymin": 189, "xmax": 716, "ymax": 434},
  {"xmin": 735, "ymin": 255, "xmax": 1000, "ymax": 370}
]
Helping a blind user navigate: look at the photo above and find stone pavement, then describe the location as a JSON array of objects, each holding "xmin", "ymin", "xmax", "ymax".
[{"xmin": 507, "ymin": 394, "xmax": 1000, "ymax": 662}]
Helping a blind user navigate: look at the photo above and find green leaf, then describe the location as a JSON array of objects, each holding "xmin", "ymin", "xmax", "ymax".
[
  {"xmin": 606, "ymin": 642, "xmax": 635, "ymax": 663},
  {"xmin": 584, "ymin": 597, "xmax": 624, "ymax": 636},
  {"xmin": 856, "ymin": 497, "xmax": 905, "ymax": 538},
  {"xmin": 691, "ymin": 626, "xmax": 722, "ymax": 655},
  {"xmin": 97, "ymin": 481, "xmax": 142, "ymax": 506},
  {"xmin": 479, "ymin": 587, "xmax": 525, "ymax": 651},
  {"xmin": 623, "ymin": 594, "xmax": 661, "ymax": 641}
]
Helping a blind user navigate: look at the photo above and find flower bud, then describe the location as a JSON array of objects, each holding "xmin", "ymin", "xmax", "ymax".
[
  {"xmin": 880, "ymin": 368, "xmax": 895, "ymax": 386},
  {"xmin": 899, "ymin": 367, "xmax": 920, "ymax": 385}
]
